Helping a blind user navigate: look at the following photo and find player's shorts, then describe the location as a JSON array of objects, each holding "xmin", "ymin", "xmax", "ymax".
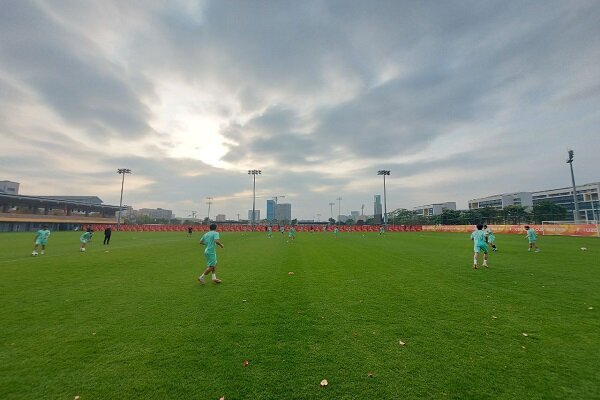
[
  {"xmin": 528, "ymin": 240, "xmax": 536, "ymax": 244},
  {"xmin": 204, "ymin": 252, "xmax": 217, "ymax": 267},
  {"xmin": 80, "ymin": 239, "xmax": 88, "ymax": 244},
  {"xmin": 474, "ymin": 243, "xmax": 488, "ymax": 254},
  {"xmin": 35, "ymin": 239, "xmax": 47, "ymax": 246},
  {"xmin": 487, "ymin": 234, "xmax": 495, "ymax": 244}
]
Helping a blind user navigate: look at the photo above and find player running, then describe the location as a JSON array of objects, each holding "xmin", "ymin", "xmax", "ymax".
[
  {"xmin": 470, "ymin": 224, "xmax": 489, "ymax": 269},
  {"xmin": 524, "ymin": 226, "xmax": 540, "ymax": 252},
  {"xmin": 483, "ymin": 224, "xmax": 498, "ymax": 252},
  {"xmin": 288, "ymin": 226, "xmax": 296, "ymax": 242},
  {"xmin": 198, "ymin": 223, "xmax": 225, "ymax": 284},
  {"xmin": 32, "ymin": 225, "xmax": 51, "ymax": 256}
]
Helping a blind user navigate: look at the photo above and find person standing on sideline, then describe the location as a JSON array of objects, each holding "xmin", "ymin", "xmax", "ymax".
[
  {"xmin": 333, "ymin": 226, "xmax": 339, "ymax": 238},
  {"xmin": 32, "ymin": 225, "xmax": 51, "ymax": 256},
  {"xmin": 198, "ymin": 223, "xmax": 224, "ymax": 284},
  {"xmin": 80, "ymin": 228, "xmax": 93, "ymax": 252},
  {"xmin": 470, "ymin": 224, "xmax": 489, "ymax": 269},
  {"xmin": 525, "ymin": 226, "xmax": 540, "ymax": 252},
  {"xmin": 187, "ymin": 226, "xmax": 193, "ymax": 237},
  {"xmin": 483, "ymin": 224, "xmax": 498, "ymax": 252},
  {"xmin": 267, "ymin": 226, "xmax": 273, "ymax": 238},
  {"xmin": 103, "ymin": 226, "xmax": 112, "ymax": 245}
]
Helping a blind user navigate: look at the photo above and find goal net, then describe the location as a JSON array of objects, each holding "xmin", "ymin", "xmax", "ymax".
[{"xmin": 541, "ymin": 221, "xmax": 599, "ymax": 237}]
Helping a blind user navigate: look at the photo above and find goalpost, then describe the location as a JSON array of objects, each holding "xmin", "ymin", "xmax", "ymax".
[{"xmin": 541, "ymin": 221, "xmax": 600, "ymax": 237}]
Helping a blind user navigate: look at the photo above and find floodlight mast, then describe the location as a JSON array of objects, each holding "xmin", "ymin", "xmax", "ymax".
[
  {"xmin": 566, "ymin": 150, "xmax": 580, "ymax": 222},
  {"xmin": 329, "ymin": 202, "xmax": 335, "ymax": 221},
  {"xmin": 117, "ymin": 168, "xmax": 131, "ymax": 231},
  {"xmin": 377, "ymin": 170, "xmax": 391, "ymax": 226},
  {"xmin": 248, "ymin": 170, "xmax": 261, "ymax": 230},
  {"xmin": 336, "ymin": 197, "xmax": 342, "ymax": 223}
]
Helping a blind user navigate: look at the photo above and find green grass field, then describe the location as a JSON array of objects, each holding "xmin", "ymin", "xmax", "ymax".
[{"xmin": 1, "ymin": 230, "xmax": 599, "ymax": 399}]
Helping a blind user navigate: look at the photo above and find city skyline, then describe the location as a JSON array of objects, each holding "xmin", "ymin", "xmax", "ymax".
[{"xmin": 1, "ymin": 1, "xmax": 599, "ymax": 220}]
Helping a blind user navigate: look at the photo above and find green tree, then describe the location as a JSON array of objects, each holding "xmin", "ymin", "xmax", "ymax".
[
  {"xmin": 531, "ymin": 201, "xmax": 568, "ymax": 223},
  {"xmin": 501, "ymin": 205, "xmax": 529, "ymax": 224}
]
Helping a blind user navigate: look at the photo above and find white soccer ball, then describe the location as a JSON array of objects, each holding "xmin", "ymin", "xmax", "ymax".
[
  {"xmin": 32, "ymin": 252, "xmax": 38, "ymax": 257},
  {"xmin": 580, "ymin": 247, "xmax": 587, "ymax": 251}
]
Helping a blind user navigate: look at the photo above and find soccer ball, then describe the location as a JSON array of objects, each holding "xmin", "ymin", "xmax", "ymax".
[
  {"xmin": 32, "ymin": 251, "xmax": 38, "ymax": 256},
  {"xmin": 581, "ymin": 247, "xmax": 587, "ymax": 251}
]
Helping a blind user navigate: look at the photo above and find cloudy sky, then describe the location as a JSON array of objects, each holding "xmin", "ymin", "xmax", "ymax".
[{"xmin": 1, "ymin": 1, "xmax": 599, "ymax": 220}]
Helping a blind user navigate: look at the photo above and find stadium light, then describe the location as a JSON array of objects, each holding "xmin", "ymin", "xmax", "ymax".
[
  {"xmin": 566, "ymin": 150, "xmax": 580, "ymax": 222},
  {"xmin": 117, "ymin": 168, "xmax": 131, "ymax": 231},
  {"xmin": 336, "ymin": 197, "xmax": 342, "ymax": 223},
  {"xmin": 377, "ymin": 170, "xmax": 391, "ymax": 226},
  {"xmin": 329, "ymin": 202, "xmax": 335, "ymax": 221},
  {"xmin": 248, "ymin": 170, "xmax": 261, "ymax": 230}
]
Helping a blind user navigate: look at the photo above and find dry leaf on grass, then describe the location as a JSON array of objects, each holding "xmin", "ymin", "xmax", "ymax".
[
  {"xmin": 288, "ymin": 272, "xmax": 295, "ymax": 275},
  {"xmin": 74, "ymin": 396, "xmax": 80, "ymax": 400},
  {"xmin": 522, "ymin": 333, "xmax": 528, "ymax": 337},
  {"xmin": 320, "ymin": 379, "xmax": 328, "ymax": 387},
  {"xmin": 243, "ymin": 360, "xmax": 249, "ymax": 367},
  {"xmin": 219, "ymin": 397, "xmax": 226, "ymax": 400},
  {"xmin": 491, "ymin": 316, "xmax": 497, "ymax": 320},
  {"xmin": 367, "ymin": 372, "xmax": 374, "ymax": 378},
  {"xmin": 399, "ymin": 340, "xmax": 406, "ymax": 346}
]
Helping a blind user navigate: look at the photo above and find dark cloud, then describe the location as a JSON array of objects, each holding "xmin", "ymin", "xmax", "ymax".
[{"xmin": 0, "ymin": 1, "xmax": 154, "ymax": 139}]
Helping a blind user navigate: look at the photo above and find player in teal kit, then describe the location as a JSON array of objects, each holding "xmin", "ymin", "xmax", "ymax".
[
  {"xmin": 288, "ymin": 226, "xmax": 296, "ymax": 242},
  {"xmin": 198, "ymin": 223, "xmax": 225, "ymax": 284},
  {"xmin": 80, "ymin": 229, "xmax": 93, "ymax": 252},
  {"xmin": 483, "ymin": 224, "xmax": 498, "ymax": 252},
  {"xmin": 32, "ymin": 225, "xmax": 51, "ymax": 256},
  {"xmin": 525, "ymin": 226, "xmax": 540, "ymax": 252},
  {"xmin": 267, "ymin": 226, "xmax": 273, "ymax": 238},
  {"xmin": 470, "ymin": 224, "xmax": 488, "ymax": 269}
]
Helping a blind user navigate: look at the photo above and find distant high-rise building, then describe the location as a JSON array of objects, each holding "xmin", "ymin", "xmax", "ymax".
[
  {"xmin": 267, "ymin": 199, "xmax": 276, "ymax": 221},
  {"xmin": 215, "ymin": 214, "xmax": 226, "ymax": 222},
  {"xmin": 0, "ymin": 181, "xmax": 19, "ymax": 194},
  {"xmin": 350, "ymin": 211, "xmax": 359, "ymax": 221},
  {"xmin": 248, "ymin": 210, "xmax": 260, "ymax": 221},
  {"xmin": 276, "ymin": 203, "xmax": 292, "ymax": 222},
  {"xmin": 374, "ymin": 195, "xmax": 382, "ymax": 224}
]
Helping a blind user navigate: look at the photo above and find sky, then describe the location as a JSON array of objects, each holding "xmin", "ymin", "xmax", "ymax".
[{"xmin": 1, "ymin": 0, "xmax": 599, "ymax": 221}]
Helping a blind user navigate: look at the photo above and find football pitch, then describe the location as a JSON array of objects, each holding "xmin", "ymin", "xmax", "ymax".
[{"xmin": 1, "ymin": 231, "xmax": 599, "ymax": 399}]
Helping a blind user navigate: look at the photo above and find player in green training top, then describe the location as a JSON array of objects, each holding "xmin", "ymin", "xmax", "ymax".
[
  {"xmin": 524, "ymin": 226, "xmax": 540, "ymax": 252},
  {"xmin": 80, "ymin": 228, "xmax": 93, "ymax": 252},
  {"xmin": 333, "ymin": 226, "xmax": 339, "ymax": 238},
  {"xmin": 483, "ymin": 224, "xmax": 498, "ymax": 252},
  {"xmin": 287, "ymin": 226, "xmax": 296, "ymax": 242},
  {"xmin": 267, "ymin": 226, "xmax": 272, "ymax": 238},
  {"xmin": 470, "ymin": 224, "xmax": 488, "ymax": 269},
  {"xmin": 198, "ymin": 223, "xmax": 225, "ymax": 284},
  {"xmin": 32, "ymin": 225, "xmax": 51, "ymax": 256}
]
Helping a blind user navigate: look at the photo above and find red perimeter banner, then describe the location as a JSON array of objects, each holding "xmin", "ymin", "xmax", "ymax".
[{"xmin": 421, "ymin": 224, "xmax": 598, "ymax": 237}]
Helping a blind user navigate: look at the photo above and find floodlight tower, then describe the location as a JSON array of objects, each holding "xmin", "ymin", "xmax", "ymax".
[
  {"xmin": 117, "ymin": 168, "xmax": 131, "ymax": 231},
  {"xmin": 329, "ymin": 202, "xmax": 335, "ymax": 221},
  {"xmin": 377, "ymin": 170, "xmax": 391, "ymax": 226},
  {"xmin": 248, "ymin": 170, "xmax": 261, "ymax": 230},
  {"xmin": 566, "ymin": 150, "xmax": 580, "ymax": 222},
  {"xmin": 336, "ymin": 197, "xmax": 342, "ymax": 222}
]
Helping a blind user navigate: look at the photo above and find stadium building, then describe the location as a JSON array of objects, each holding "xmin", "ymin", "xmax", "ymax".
[{"xmin": 0, "ymin": 193, "xmax": 120, "ymax": 232}]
